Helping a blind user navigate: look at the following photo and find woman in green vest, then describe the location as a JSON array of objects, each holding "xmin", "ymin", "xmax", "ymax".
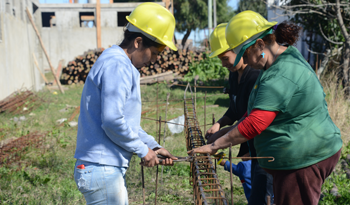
[{"xmin": 188, "ymin": 10, "xmax": 342, "ymax": 205}]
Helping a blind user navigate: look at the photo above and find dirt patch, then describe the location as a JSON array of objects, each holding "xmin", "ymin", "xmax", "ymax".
[{"xmin": 0, "ymin": 131, "xmax": 46, "ymax": 166}]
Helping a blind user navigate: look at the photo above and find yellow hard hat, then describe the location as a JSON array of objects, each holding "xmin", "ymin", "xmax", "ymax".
[
  {"xmin": 126, "ymin": 3, "xmax": 177, "ymax": 51},
  {"xmin": 226, "ymin": 10, "xmax": 277, "ymax": 66},
  {"xmin": 209, "ymin": 23, "xmax": 229, "ymax": 58}
]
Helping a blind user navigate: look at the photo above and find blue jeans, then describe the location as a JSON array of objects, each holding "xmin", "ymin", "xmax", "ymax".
[{"xmin": 74, "ymin": 159, "xmax": 128, "ymax": 205}]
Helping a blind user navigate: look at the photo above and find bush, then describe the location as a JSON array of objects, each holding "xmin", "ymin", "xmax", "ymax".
[{"xmin": 183, "ymin": 53, "xmax": 229, "ymax": 82}]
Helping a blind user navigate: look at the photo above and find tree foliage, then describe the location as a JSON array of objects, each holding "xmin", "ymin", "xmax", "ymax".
[
  {"xmin": 277, "ymin": 0, "xmax": 350, "ymax": 95},
  {"xmin": 237, "ymin": 0, "xmax": 267, "ymax": 17},
  {"xmin": 287, "ymin": 0, "xmax": 350, "ymax": 51},
  {"xmin": 174, "ymin": 0, "xmax": 235, "ymax": 48}
]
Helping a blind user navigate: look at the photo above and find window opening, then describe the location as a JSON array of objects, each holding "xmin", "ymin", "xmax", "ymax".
[
  {"xmin": 79, "ymin": 12, "xmax": 95, "ymax": 28},
  {"xmin": 117, "ymin": 12, "xmax": 131, "ymax": 27},
  {"xmin": 41, "ymin": 12, "xmax": 55, "ymax": 27},
  {"xmin": 6, "ymin": 0, "xmax": 11, "ymax": 14}
]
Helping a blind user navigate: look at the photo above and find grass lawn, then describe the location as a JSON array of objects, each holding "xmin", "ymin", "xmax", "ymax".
[
  {"xmin": 1, "ymin": 75, "xmax": 350, "ymax": 204},
  {"xmin": 0, "ymin": 81, "xmax": 247, "ymax": 205}
]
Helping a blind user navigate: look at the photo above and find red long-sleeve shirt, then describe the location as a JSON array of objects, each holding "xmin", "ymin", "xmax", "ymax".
[{"xmin": 238, "ymin": 109, "xmax": 279, "ymax": 140}]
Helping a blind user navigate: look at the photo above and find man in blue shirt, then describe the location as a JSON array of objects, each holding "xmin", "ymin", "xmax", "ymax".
[{"xmin": 73, "ymin": 3, "xmax": 178, "ymax": 204}]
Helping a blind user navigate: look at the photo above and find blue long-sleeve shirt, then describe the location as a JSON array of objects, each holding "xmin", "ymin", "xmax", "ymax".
[
  {"xmin": 74, "ymin": 45, "xmax": 160, "ymax": 167},
  {"xmin": 224, "ymin": 160, "xmax": 252, "ymax": 203}
]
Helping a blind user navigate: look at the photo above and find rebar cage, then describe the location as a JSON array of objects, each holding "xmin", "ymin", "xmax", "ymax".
[{"xmin": 184, "ymin": 83, "xmax": 228, "ymax": 205}]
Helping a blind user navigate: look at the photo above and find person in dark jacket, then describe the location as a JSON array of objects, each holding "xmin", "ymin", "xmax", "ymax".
[{"xmin": 206, "ymin": 23, "xmax": 274, "ymax": 204}]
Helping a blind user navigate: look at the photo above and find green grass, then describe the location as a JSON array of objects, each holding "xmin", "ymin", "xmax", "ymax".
[
  {"xmin": 0, "ymin": 81, "xmax": 247, "ymax": 204},
  {"xmin": 1, "ymin": 76, "xmax": 350, "ymax": 204}
]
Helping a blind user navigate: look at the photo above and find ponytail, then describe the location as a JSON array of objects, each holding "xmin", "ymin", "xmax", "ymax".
[
  {"xmin": 274, "ymin": 21, "xmax": 302, "ymax": 45},
  {"xmin": 262, "ymin": 21, "xmax": 302, "ymax": 46}
]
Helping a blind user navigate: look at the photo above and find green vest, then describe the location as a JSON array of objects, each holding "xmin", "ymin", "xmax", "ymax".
[{"xmin": 248, "ymin": 46, "xmax": 342, "ymax": 170}]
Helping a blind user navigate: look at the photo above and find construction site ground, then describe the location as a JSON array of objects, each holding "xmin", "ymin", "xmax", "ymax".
[
  {"xmin": 0, "ymin": 75, "xmax": 248, "ymax": 204},
  {"xmin": 1, "ymin": 73, "xmax": 350, "ymax": 204}
]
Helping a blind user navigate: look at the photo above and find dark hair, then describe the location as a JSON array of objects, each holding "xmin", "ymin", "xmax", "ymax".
[
  {"xmin": 262, "ymin": 21, "xmax": 302, "ymax": 46},
  {"xmin": 119, "ymin": 29, "xmax": 164, "ymax": 49}
]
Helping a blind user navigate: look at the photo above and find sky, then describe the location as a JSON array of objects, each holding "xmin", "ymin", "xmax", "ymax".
[{"xmin": 39, "ymin": 0, "xmax": 239, "ymax": 46}]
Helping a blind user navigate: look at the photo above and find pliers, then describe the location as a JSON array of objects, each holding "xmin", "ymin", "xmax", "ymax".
[{"xmin": 157, "ymin": 154, "xmax": 194, "ymax": 163}]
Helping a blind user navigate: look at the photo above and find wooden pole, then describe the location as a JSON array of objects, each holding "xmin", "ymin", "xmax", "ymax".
[
  {"xmin": 26, "ymin": 8, "xmax": 65, "ymax": 94},
  {"xmin": 32, "ymin": 53, "xmax": 50, "ymax": 86},
  {"xmin": 96, "ymin": 0, "xmax": 101, "ymax": 49},
  {"xmin": 109, "ymin": 0, "xmax": 113, "ymax": 3},
  {"xmin": 171, "ymin": 0, "xmax": 174, "ymax": 14}
]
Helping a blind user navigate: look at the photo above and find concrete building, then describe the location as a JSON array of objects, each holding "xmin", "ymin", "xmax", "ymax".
[
  {"xmin": 0, "ymin": 0, "xmax": 44, "ymax": 101},
  {"xmin": 0, "ymin": 1, "xmax": 164, "ymax": 101},
  {"xmin": 40, "ymin": 2, "xmax": 164, "ymax": 71}
]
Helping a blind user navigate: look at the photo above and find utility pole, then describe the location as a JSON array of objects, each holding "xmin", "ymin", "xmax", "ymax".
[
  {"xmin": 213, "ymin": 0, "xmax": 217, "ymax": 28},
  {"xmin": 208, "ymin": 0, "xmax": 212, "ymax": 37},
  {"xmin": 96, "ymin": 0, "xmax": 101, "ymax": 49}
]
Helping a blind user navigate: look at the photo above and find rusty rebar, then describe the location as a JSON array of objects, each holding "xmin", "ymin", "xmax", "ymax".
[
  {"xmin": 155, "ymin": 116, "xmax": 161, "ymax": 205},
  {"xmin": 156, "ymin": 81, "xmax": 159, "ymax": 120},
  {"xmin": 229, "ymin": 143, "xmax": 234, "ymax": 205},
  {"xmin": 161, "ymin": 93, "xmax": 170, "ymax": 184},
  {"xmin": 204, "ymin": 91, "xmax": 207, "ymax": 135},
  {"xmin": 184, "ymin": 83, "xmax": 228, "ymax": 205},
  {"xmin": 141, "ymin": 159, "xmax": 145, "ymax": 205},
  {"xmin": 213, "ymin": 113, "xmax": 217, "ymax": 172}
]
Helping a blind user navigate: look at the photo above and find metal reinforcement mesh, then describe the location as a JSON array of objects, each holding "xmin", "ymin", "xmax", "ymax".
[{"xmin": 184, "ymin": 84, "xmax": 228, "ymax": 205}]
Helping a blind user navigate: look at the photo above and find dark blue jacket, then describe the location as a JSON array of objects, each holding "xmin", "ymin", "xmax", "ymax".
[{"xmin": 224, "ymin": 160, "xmax": 252, "ymax": 203}]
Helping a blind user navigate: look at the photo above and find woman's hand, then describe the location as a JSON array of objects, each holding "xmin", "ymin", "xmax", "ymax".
[
  {"xmin": 205, "ymin": 123, "xmax": 221, "ymax": 139},
  {"xmin": 207, "ymin": 126, "xmax": 232, "ymax": 144},
  {"xmin": 187, "ymin": 144, "xmax": 218, "ymax": 156}
]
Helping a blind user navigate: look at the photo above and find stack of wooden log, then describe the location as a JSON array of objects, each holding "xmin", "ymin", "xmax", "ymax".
[
  {"xmin": 60, "ymin": 48, "xmax": 105, "ymax": 85},
  {"xmin": 60, "ymin": 47, "xmax": 206, "ymax": 85},
  {"xmin": 138, "ymin": 47, "xmax": 206, "ymax": 77}
]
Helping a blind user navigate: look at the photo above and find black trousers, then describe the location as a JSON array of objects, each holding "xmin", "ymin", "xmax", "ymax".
[{"xmin": 248, "ymin": 160, "xmax": 274, "ymax": 205}]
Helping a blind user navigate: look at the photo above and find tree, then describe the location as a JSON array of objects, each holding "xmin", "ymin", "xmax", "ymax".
[
  {"xmin": 237, "ymin": 0, "xmax": 267, "ymax": 17},
  {"xmin": 274, "ymin": 0, "xmax": 350, "ymax": 96},
  {"xmin": 174, "ymin": 0, "xmax": 234, "ymax": 49}
]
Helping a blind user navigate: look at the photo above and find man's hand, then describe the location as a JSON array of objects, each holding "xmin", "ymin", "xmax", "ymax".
[
  {"xmin": 205, "ymin": 123, "xmax": 221, "ymax": 139},
  {"xmin": 154, "ymin": 148, "xmax": 178, "ymax": 166},
  {"xmin": 187, "ymin": 144, "xmax": 218, "ymax": 156},
  {"xmin": 141, "ymin": 148, "xmax": 159, "ymax": 167}
]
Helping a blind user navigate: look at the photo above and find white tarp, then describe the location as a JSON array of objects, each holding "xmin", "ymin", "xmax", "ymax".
[{"xmin": 167, "ymin": 115, "xmax": 185, "ymax": 134}]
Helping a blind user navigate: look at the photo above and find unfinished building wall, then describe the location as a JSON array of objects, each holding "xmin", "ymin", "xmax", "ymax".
[
  {"xmin": 40, "ymin": 3, "xmax": 162, "ymax": 70},
  {"xmin": 0, "ymin": 0, "xmax": 44, "ymax": 101}
]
